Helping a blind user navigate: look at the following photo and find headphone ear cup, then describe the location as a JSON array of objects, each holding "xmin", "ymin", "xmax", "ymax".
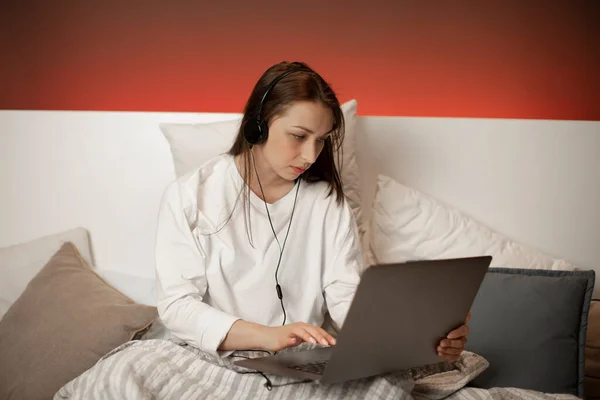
[
  {"xmin": 258, "ymin": 120, "xmax": 269, "ymax": 144},
  {"xmin": 244, "ymin": 119, "xmax": 262, "ymax": 145}
]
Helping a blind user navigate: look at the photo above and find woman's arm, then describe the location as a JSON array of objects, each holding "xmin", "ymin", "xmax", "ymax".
[
  {"xmin": 155, "ymin": 179, "xmax": 240, "ymax": 356},
  {"xmin": 217, "ymin": 320, "xmax": 268, "ymax": 351},
  {"xmin": 322, "ymin": 204, "xmax": 364, "ymax": 330},
  {"xmin": 219, "ymin": 320, "xmax": 337, "ymax": 352}
]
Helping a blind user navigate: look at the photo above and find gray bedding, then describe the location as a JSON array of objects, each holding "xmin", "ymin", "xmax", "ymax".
[{"xmin": 54, "ymin": 339, "xmax": 580, "ymax": 399}]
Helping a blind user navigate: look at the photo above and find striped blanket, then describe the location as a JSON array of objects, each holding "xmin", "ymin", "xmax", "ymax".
[{"xmin": 54, "ymin": 339, "xmax": 579, "ymax": 400}]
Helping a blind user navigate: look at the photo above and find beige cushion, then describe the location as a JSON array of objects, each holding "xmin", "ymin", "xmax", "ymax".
[
  {"xmin": 0, "ymin": 242, "xmax": 157, "ymax": 400},
  {"xmin": 0, "ymin": 227, "xmax": 94, "ymax": 320}
]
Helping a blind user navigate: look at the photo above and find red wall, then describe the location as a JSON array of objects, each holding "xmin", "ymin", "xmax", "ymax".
[{"xmin": 1, "ymin": 1, "xmax": 598, "ymax": 120}]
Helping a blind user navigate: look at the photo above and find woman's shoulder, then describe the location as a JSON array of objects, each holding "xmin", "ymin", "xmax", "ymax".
[
  {"xmin": 162, "ymin": 153, "xmax": 234, "ymax": 208},
  {"xmin": 301, "ymin": 180, "xmax": 361, "ymax": 255},
  {"xmin": 301, "ymin": 180, "xmax": 354, "ymax": 221},
  {"xmin": 178, "ymin": 153, "xmax": 233, "ymax": 183},
  {"xmin": 173, "ymin": 153, "xmax": 234, "ymax": 187}
]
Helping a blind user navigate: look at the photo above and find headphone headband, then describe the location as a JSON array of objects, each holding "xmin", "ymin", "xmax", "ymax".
[{"xmin": 256, "ymin": 68, "xmax": 302, "ymax": 120}]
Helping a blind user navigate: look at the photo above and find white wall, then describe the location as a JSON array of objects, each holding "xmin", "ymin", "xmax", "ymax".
[{"xmin": 0, "ymin": 110, "xmax": 237, "ymax": 278}]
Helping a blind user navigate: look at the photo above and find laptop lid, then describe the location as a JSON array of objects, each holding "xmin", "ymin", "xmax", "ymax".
[{"xmin": 319, "ymin": 255, "xmax": 491, "ymax": 384}]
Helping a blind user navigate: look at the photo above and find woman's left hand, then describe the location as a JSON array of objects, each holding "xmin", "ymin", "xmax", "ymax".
[{"xmin": 437, "ymin": 312, "xmax": 471, "ymax": 362}]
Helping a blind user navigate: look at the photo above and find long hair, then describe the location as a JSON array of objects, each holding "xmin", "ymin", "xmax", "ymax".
[
  {"xmin": 228, "ymin": 61, "xmax": 346, "ymax": 204},
  {"xmin": 216, "ymin": 61, "xmax": 346, "ymax": 247}
]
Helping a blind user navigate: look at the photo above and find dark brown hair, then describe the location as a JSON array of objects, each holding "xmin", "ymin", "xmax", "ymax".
[{"xmin": 228, "ymin": 61, "xmax": 346, "ymax": 205}]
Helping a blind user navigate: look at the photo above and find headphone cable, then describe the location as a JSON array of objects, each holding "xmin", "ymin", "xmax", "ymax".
[{"xmin": 250, "ymin": 148, "xmax": 300, "ymax": 327}]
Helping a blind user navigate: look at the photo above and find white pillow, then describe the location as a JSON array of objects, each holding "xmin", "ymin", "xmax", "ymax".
[
  {"xmin": 0, "ymin": 227, "xmax": 94, "ymax": 320},
  {"xmin": 159, "ymin": 117, "xmax": 242, "ymax": 178},
  {"xmin": 95, "ymin": 269, "xmax": 156, "ymax": 306},
  {"xmin": 159, "ymin": 99, "xmax": 365, "ymax": 237},
  {"xmin": 369, "ymin": 175, "xmax": 578, "ymax": 271}
]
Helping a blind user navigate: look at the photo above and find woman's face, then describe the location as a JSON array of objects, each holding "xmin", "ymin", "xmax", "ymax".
[{"xmin": 257, "ymin": 100, "xmax": 334, "ymax": 182}]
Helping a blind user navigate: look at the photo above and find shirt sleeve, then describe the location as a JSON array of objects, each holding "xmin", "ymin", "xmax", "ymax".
[
  {"xmin": 154, "ymin": 178, "xmax": 239, "ymax": 357},
  {"xmin": 322, "ymin": 201, "xmax": 364, "ymax": 330}
]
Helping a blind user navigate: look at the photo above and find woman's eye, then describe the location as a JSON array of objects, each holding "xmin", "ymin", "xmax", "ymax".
[{"xmin": 291, "ymin": 133, "xmax": 328, "ymax": 143}]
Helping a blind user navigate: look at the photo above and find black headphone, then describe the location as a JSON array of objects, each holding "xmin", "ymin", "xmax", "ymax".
[{"xmin": 244, "ymin": 67, "xmax": 308, "ymax": 146}]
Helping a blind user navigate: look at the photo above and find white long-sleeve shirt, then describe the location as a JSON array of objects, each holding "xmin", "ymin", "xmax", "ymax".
[{"xmin": 155, "ymin": 153, "xmax": 363, "ymax": 357}]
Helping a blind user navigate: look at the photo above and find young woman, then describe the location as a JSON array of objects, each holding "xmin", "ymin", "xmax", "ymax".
[{"xmin": 154, "ymin": 61, "xmax": 470, "ymax": 362}]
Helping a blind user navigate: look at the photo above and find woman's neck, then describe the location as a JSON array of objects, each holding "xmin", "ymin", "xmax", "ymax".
[{"xmin": 234, "ymin": 151, "xmax": 295, "ymax": 204}]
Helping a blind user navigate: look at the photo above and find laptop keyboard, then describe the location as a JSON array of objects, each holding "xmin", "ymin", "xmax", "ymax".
[{"xmin": 289, "ymin": 361, "xmax": 328, "ymax": 375}]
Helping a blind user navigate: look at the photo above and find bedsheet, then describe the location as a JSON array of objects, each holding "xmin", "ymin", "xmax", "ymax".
[{"xmin": 54, "ymin": 339, "xmax": 580, "ymax": 400}]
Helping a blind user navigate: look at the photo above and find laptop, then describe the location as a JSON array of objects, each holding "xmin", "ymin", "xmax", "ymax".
[{"xmin": 234, "ymin": 256, "xmax": 492, "ymax": 385}]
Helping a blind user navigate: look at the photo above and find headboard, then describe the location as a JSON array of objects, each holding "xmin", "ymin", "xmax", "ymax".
[{"xmin": 1, "ymin": 110, "xmax": 598, "ymax": 293}]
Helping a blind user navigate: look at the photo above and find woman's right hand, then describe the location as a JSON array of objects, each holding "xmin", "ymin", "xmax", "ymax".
[{"xmin": 261, "ymin": 322, "xmax": 337, "ymax": 352}]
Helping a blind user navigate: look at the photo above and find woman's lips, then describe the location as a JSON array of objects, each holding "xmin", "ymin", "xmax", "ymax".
[{"xmin": 292, "ymin": 166, "xmax": 306, "ymax": 174}]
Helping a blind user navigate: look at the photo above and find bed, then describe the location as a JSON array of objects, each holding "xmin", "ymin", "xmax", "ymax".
[{"xmin": 1, "ymin": 100, "xmax": 599, "ymax": 399}]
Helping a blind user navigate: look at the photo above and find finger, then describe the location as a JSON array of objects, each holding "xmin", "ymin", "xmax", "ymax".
[
  {"xmin": 316, "ymin": 327, "xmax": 337, "ymax": 346},
  {"xmin": 310, "ymin": 326, "xmax": 336, "ymax": 346},
  {"xmin": 437, "ymin": 345, "xmax": 463, "ymax": 355},
  {"xmin": 447, "ymin": 324, "xmax": 469, "ymax": 339},
  {"xmin": 438, "ymin": 352, "xmax": 461, "ymax": 363},
  {"xmin": 465, "ymin": 312, "xmax": 471, "ymax": 324},
  {"xmin": 439, "ymin": 338, "xmax": 467, "ymax": 349},
  {"xmin": 291, "ymin": 328, "xmax": 318, "ymax": 345},
  {"xmin": 302, "ymin": 326, "xmax": 332, "ymax": 347},
  {"xmin": 437, "ymin": 345, "xmax": 461, "ymax": 360}
]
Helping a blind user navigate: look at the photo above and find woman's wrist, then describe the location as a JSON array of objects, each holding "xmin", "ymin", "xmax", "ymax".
[
  {"xmin": 219, "ymin": 319, "xmax": 271, "ymax": 351},
  {"xmin": 242, "ymin": 320, "xmax": 272, "ymax": 350}
]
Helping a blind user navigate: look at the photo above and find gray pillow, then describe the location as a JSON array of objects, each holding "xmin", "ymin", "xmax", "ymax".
[{"xmin": 466, "ymin": 268, "xmax": 595, "ymax": 397}]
